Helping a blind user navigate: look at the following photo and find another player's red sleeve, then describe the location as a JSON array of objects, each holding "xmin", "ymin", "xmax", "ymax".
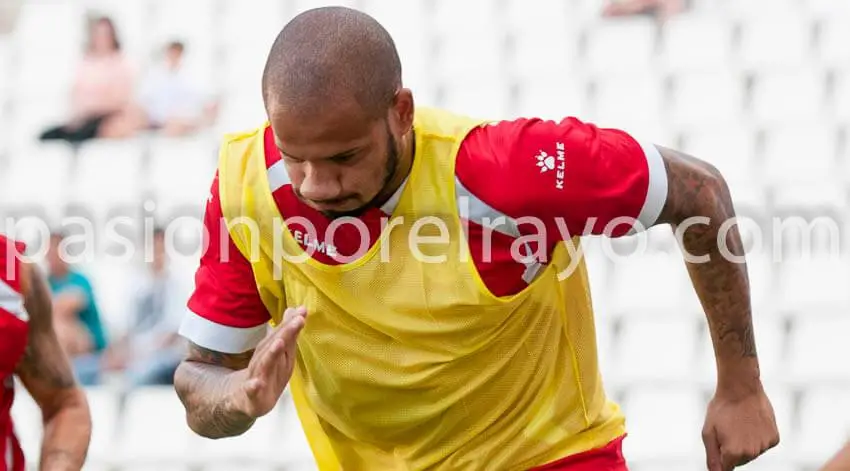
[
  {"xmin": 0, "ymin": 235, "xmax": 27, "ymax": 318},
  {"xmin": 179, "ymin": 172, "xmax": 271, "ymax": 354},
  {"xmin": 456, "ymin": 117, "xmax": 668, "ymax": 239}
]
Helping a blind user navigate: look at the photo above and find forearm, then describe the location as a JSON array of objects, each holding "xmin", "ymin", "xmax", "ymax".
[
  {"xmin": 174, "ymin": 360, "xmax": 255, "ymax": 438},
  {"xmin": 39, "ymin": 389, "xmax": 91, "ymax": 471},
  {"xmin": 674, "ymin": 168, "xmax": 760, "ymax": 391}
]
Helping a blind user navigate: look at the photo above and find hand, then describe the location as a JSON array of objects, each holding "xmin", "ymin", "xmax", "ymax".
[
  {"xmin": 702, "ymin": 385, "xmax": 780, "ymax": 470},
  {"xmin": 231, "ymin": 306, "xmax": 307, "ymax": 419}
]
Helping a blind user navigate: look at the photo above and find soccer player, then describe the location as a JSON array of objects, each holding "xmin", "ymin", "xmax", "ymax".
[
  {"xmin": 175, "ymin": 7, "xmax": 779, "ymax": 470},
  {"xmin": 1, "ymin": 234, "xmax": 92, "ymax": 471}
]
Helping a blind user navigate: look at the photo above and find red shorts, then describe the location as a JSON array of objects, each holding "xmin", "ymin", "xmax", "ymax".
[{"xmin": 530, "ymin": 435, "xmax": 628, "ymax": 471}]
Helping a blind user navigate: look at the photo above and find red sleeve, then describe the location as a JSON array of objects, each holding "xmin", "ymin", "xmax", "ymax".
[
  {"xmin": 0, "ymin": 235, "xmax": 26, "ymax": 293},
  {"xmin": 179, "ymin": 172, "xmax": 271, "ymax": 353},
  {"xmin": 456, "ymin": 117, "xmax": 668, "ymax": 239}
]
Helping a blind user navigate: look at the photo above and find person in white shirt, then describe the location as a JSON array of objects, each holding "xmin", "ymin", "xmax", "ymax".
[{"xmin": 138, "ymin": 41, "xmax": 218, "ymax": 136}]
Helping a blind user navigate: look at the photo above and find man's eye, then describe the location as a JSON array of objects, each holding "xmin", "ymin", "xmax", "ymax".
[{"xmin": 331, "ymin": 154, "xmax": 355, "ymax": 164}]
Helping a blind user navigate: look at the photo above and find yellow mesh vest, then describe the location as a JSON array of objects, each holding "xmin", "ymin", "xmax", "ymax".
[{"xmin": 218, "ymin": 107, "xmax": 626, "ymax": 470}]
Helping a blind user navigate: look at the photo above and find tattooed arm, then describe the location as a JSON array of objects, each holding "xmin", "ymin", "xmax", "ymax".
[
  {"xmin": 16, "ymin": 261, "xmax": 91, "ymax": 471},
  {"xmin": 174, "ymin": 307, "xmax": 306, "ymax": 439},
  {"xmin": 654, "ymin": 146, "xmax": 779, "ymax": 470},
  {"xmin": 654, "ymin": 146, "xmax": 759, "ymax": 386},
  {"xmin": 173, "ymin": 343, "xmax": 257, "ymax": 438}
]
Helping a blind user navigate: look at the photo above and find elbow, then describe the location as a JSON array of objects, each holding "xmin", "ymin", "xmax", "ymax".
[{"xmin": 43, "ymin": 387, "xmax": 92, "ymax": 433}]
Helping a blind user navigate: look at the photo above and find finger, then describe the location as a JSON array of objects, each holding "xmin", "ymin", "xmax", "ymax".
[
  {"xmin": 252, "ymin": 337, "xmax": 287, "ymax": 378},
  {"xmin": 281, "ymin": 306, "xmax": 308, "ymax": 325},
  {"xmin": 703, "ymin": 427, "xmax": 723, "ymax": 471},
  {"xmin": 721, "ymin": 448, "xmax": 747, "ymax": 471},
  {"xmin": 276, "ymin": 311, "xmax": 307, "ymax": 345}
]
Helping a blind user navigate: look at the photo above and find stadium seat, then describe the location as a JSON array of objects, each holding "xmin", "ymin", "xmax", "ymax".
[
  {"xmin": 147, "ymin": 135, "xmax": 217, "ymax": 208},
  {"xmin": 788, "ymin": 316, "xmax": 850, "ymax": 383},
  {"xmin": 589, "ymin": 73, "xmax": 666, "ymax": 140},
  {"xmin": 796, "ymin": 388, "xmax": 850, "ymax": 464},
  {"xmin": 440, "ymin": 82, "xmax": 512, "ymax": 121},
  {"xmin": 117, "ymin": 386, "xmax": 205, "ymax": 467},
  {"xmin": 433, "ymin": 0, "xmax": 500, "ymax": 39},
  {"xmin": 660, "ymin": 14, "xmax": 733, "ymax": 72},
  {"xmin": 9, "ymin": 383, "xmax": 41, "ymax": 463},
  {"xmin": 680, "ymin": 125, "xmax": 760, "ymax": 187},
  {"xmin": 834, "ymin": 72, "xmax": 850, "ymax": 123},
  {"xmin": 583, "ymin": 17, "xmax": 658, "ymax": 75},
  {"xmin": 614, "ymin": 317, "xmax": 700, "ymax": 383},
  {"xmin": 762, "ymin": 124, "xmax": 837, "ymax": 185},
  {"xmin": 669, "ymin": 70, "xmax": 745, "ymax": 128},
  {"xmin": 10, "ymin": 2, "xmax": 82, "ymax": 98},
  {"xmin": 83, "ymin": 386, "xmax": 121, "ymax": 468},
  {"xmin": 817, "ymin": 17, "xmax": 850, "ymax": 67},
  {"xmin": 514, "ymin": 79, "xmax": 588, "ymax": 123},
  {"xmin": 778, "ymin": 254, "xmax": 850, "ymax": 313},
  {"xmin": 750, "ymin": 70, "xmax": 826, "ymax": 125},
  {"xmin": 361, "ymin": 0, "xmax": 431, "ymax": 97},
  {"xmin": 70, "ymin": 139, "xmax": 145, "ymax": 212},
  {"xmin": 606, "ymin": 249, "xmax": 693, "ymax": 317},
  {"xmin": 620, "ymin": 387, "xmax": 705, "ymax": 462},
  {"xmin": 738, "ymin": 14, "xmax": 813, "ymax": 70},
  {"xmin": 2, "ymin": 142, "xmax": 74, "ymax": 223},
  {"xmin": 197, "ymin": 403, "xmax": 280, "ymax": 467}
]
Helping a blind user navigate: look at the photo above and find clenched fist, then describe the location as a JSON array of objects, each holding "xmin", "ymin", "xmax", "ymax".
[{"xmin": 702, "ymin": 384, "xmax": 780, "ymax": 470}]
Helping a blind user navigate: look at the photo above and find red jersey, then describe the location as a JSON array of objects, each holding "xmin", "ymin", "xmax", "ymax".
[
  {"xmin": 0, "ymin": 235, "xmax": 28, "ymax": 471},
  {"xmin": 179, "ymin": 116, "xmax": 667, "ymax": 468}
]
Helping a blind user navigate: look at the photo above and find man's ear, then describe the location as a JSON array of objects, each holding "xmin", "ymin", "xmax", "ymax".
[{"xmin": 391, "ymin": 88, "xmax": 414, "ymax": 135}]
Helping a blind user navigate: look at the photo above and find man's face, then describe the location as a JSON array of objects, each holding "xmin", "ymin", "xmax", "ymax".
[{"xmin": 268, "ymin": 95, "xmax": 409, "ymax": 219}]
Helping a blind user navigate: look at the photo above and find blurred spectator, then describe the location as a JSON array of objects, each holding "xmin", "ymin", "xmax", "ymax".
[
  {"xmin": 46, "ymin": 231, "xmax": 108, "ymax": 386},
  {"xmin": 603, "ymin": 0, "xmax": 685, "ymax": 19},
  {"xmin": 103, "ymin": 228, "xmax": 187, "ymax": 387},
  {"xmin": 0, "ymin": 0, "xmax": 22, "ymax": 35},
  {"xmin": 39, "ymin": 16, "xmax": 142, "ymax": 143},
  {"xmin": 137, "ymin": 41, "xmax": 219, "ymax": 136}
]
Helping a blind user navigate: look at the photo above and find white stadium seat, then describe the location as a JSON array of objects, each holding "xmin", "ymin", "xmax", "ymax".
[
  {"xmin": 441, "ymin": 82, "xmax": 512, "ymax": 121},
  {"xmin": 606, "ymin": 250, "xmax": 693, "ymax": 316},
  {"xmin": 2, "ymin": 143, "xmax": 74, "ymax": 220},
  {"xmin": 681, "ymin": 125, "xmax": 760, "ymax": 187},
  {"xmin": 117, "ymin": 386, "xmax": 205, "ymax": 467},
  {"xmin": 660, "ymin": 14, "xmax": 733, "ymax": 72},
  {"xmin": 9, "ymin": 383, "xmax": 41, "ymax": 462},
  {"xmin": 614, "ymin": 317, "xmax": 700, "ymax": 383},
  {"xmin": 589, "ymin": 73, "xmax": 666, "ymax": 140},
  {"xmin": 751, "ymin": 70, "xmax": 826, "ymax": 126},
  {"xmin": 620, "ymin": 387, "xmax": 705, "ymax": 462},
  {"xmin": 778, "ymin": 255, "xmax": 850, "ymax": 313},
  {"xmin": 796, "ymin": 389, "xmax": 850, "ymax": 463},
  {"xmin": 670, "ymin": 71, "xmax": 745, "ymax": 128},
  {"xmin": 738, "ymin": 14, "xmax": 813, "ymax": 70},
  {"xmin": 788, "ymin": 316, "xmax": 850, "ymax": 383},
  {"xmin": 84, "ymin": 386, "xmax": 122, "ymax": 468},
  {"xmin": 818, "ymin": 17, "xmax": 850, "ymax": 67},
  {"xmin": 762, "ymin": 125, "xmax": 837, "ymax": 185},
  {"xmin": 834, "ymin": 72, "xmax": 850, "ymax": 123},
  {"xmin": 584, "ymin": 17, "xmax": 658, "ymax": 75},
  {"xmin": 70, "ymin": 139, "xmax": 145, "ymax": 213}
]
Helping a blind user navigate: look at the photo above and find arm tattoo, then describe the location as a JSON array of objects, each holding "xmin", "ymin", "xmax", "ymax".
[
  {"xmin": 175, "ymin": 342, "xmax": 256, "ymax": 438},
  {"xmin": 18, "ymin": 266, "xmax": 76, "ymax": 389},
  {"xmin": 657, "ymin": 146, "xmax": 758, "ymax": 360}
]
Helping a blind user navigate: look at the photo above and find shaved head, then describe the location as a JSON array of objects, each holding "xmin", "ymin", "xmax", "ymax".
[{"xmin": 262, "ymin": 6, "xmax": 402, "ymax": 119}]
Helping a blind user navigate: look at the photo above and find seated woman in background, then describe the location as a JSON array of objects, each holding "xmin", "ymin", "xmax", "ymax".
[{"xmin": 40, "ymin": 16, "xmax": 142, "ymax": 143}]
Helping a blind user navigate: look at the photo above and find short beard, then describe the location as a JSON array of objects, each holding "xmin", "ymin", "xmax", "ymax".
[{"xmin": 319, "ymin": 126, "xmax": 401, "ymax": 220}]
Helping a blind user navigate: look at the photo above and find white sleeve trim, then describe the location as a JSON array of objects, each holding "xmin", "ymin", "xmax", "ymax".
[
  {"xmin": 631, "ymin": 141, "xmax": 669, "ymax": 233},
  {"xmin": 178, "ymin": 310, "xmax": 268, "ymax": 354}
]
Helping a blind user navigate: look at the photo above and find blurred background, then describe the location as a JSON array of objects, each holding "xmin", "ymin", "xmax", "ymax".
[{"xmin": 2, "ymin": 0, "xmax": 850, "ymax": 470}]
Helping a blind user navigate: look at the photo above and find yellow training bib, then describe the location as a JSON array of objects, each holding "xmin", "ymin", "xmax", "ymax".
[{"xmin": 218, "ymin": 107, "xmax": 625, "ymax": 470}]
